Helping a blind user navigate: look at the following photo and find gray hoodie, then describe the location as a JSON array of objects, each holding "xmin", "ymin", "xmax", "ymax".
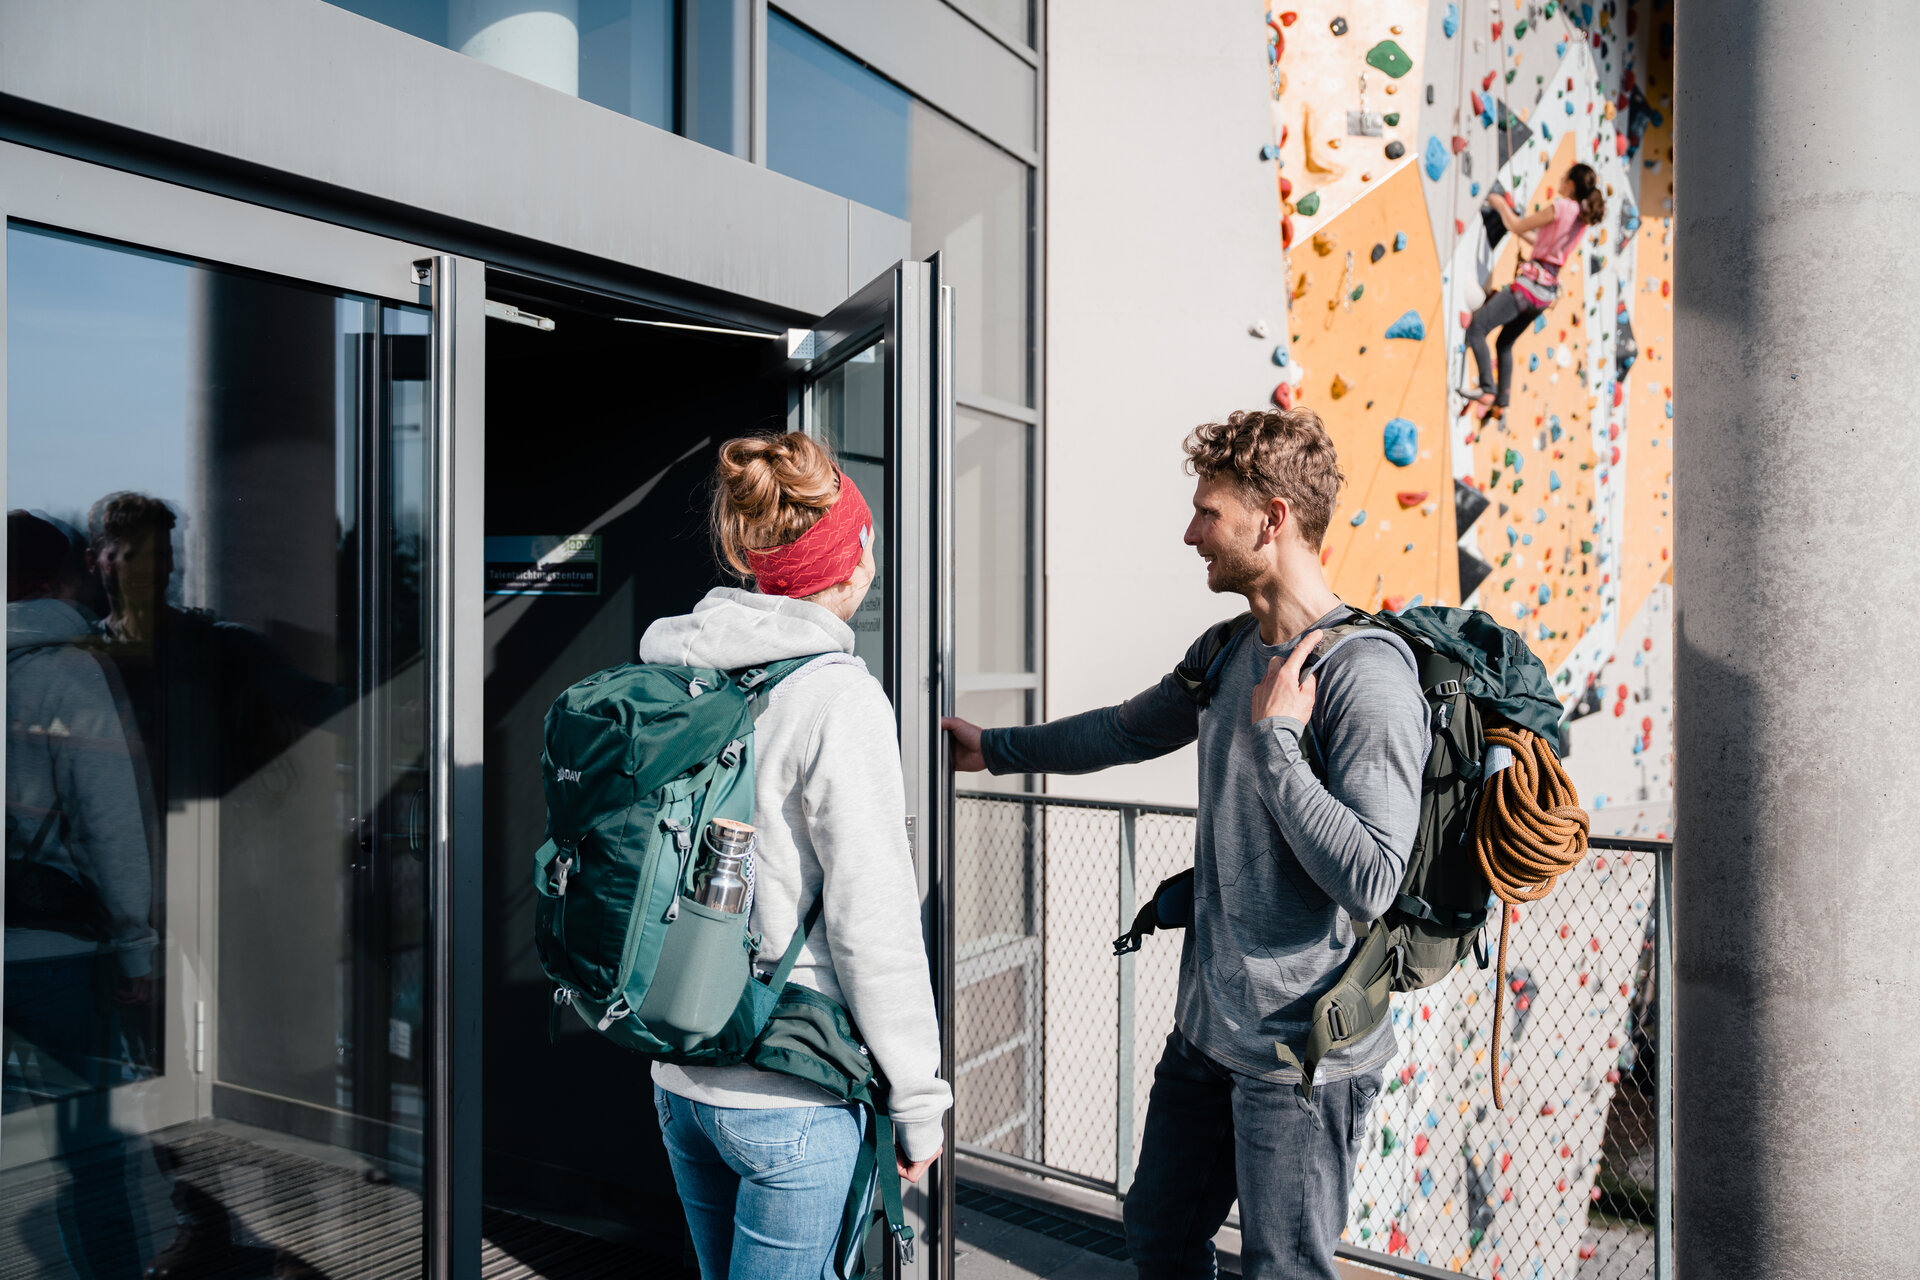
[
  {"xmin": 644, "ymin": 587, "xmax": 951, "ymax": 1161},
  {"xmin": 6, "ymin": 598, "xmax": 156, "ymax": 976}
]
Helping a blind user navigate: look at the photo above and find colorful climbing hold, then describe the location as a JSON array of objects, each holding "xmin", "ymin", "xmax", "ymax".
[
  {"xmin": 1370, "ymin": 242, "xmax": 1386, "ymax": 263},
  {"xmin": 1271, "ymin": 382, "xmax": 1293, "ymax": 410},
  {"xmin": 1365, "ymin": 39, "xmax": 1413, "ymax": 79},
  {"xmin": 1271, "ymin": 346, "xmax": 1288, "ymax": 366},
  {"xmin": 1384, "ymin": 310, "xmax": 1426, "ymax": 340},
  {"xmin": 1295, "ymin": 190, "xmax": 1321, "ymax": 217},
  {"xmin": 1383, "ymin": 418, "xmax": 1418, "ymax": 466},
  {"xmin": 1442, "ymin": 2, "xmax": 1458, "ymax": 38},
  {"xmin": 1383, "ymin": 111, "xmax": 1401, "ymax": 127},
  {"xmin": 1278, "ymin": 11, "xmax": 1296, "ymax": 26},
  {"xmin": 1350, "ymin": 509, "xmax": 1367, "ymax": 526},
  {"xmin": 1329, "ymin": 16, "xmax": 1347, "ymax": 36},
  {"xmin": 1349, "ymin": 283, "xmax": 1365, "ymax": 301},
  {"xmin": 1384, "ymin": 140, "xmax": 1405, "ymax": 160},
  {"xmin": 1261, "ymin": 143, "xmax": 1281, "ymax": 161},
  {"xmin": 1330, "ymin": 374, "xmax": 1350, "ymax": 398},
  {"xmin": 1395, "ymin": 490, "xmax": 1428, "ymax": 509},
  {"xmin": 1423, "ymin": 135, "xmax": 1450, "ymax": 181}
]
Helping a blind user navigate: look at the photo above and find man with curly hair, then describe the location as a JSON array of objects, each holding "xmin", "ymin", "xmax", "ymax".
[{"xmin": 946, "ymin": 408, "xmax": 1430, "ymax": 1280}]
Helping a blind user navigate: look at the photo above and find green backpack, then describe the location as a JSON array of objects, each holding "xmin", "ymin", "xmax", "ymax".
[
  {"xmin": 1115, "ymin": 605, "xmax": 1563, "ymax": 1098},
  {"xmin": 533, "ymin": 655, "xmax": 912, "ymax": 1275}
]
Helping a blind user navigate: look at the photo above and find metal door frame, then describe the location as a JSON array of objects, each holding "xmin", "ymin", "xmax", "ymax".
[{"xmin": 0, "ymin": 141, "xmax": 486, "ymax": 1280}]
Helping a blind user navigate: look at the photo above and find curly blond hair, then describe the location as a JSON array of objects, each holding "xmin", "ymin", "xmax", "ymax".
[
  {"xmin": 709, "ymin": 432, "xmax": 843, "ymax": 580},
  {"xmin": 1182, "ymin": 408, "xmax": 1344, "ymax": 550}
]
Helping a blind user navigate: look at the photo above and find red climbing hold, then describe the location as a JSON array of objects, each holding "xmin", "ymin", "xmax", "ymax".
[
  {"xmin": 1471, "ymin": 90, "xmax": 1485, "ymax": 115},
  {"xmin": 1560, "ymin": 1144, "xmax": 1573, "ymax": 1159},
  {"xmin": 1400, "ymin": 1065, "xmax": 1415, "ymax": 1085},
  {"xmin": 1459, "ymin": 309, "xmax": 1472, "ymax": 330},
  {"xmin": 1279, "ymin": 10, "xmax": 1298, "ymax": 25},
  {"xmin": 1382, "ymin": 595, "xmax": 1408, "ymax": 612},
  {"xmin": 1281, "ymin": 215, "xmax": 1294, "ymax": 249},
  {"xmin": 1502, "ymin": 1187, "xmax": 1513, "ymax": 1203},
  {"xmin": 1491, "ymin": 22, "xmax": 1502, "ymax": 39},
  {"xmin": 1590, "ymin": 936, "xmax": 1601, "ymax": 953},
  {"xmin": 1661, "ymin": 279, "xmax": 1672, "ymax": 298},
  {"xmin": 1414, "ymin": 1134, "xmax": 1430, "ymax": 1156},
  {"xmin": 1616, "ymin": 132, "xmax": 1630, "ymax": 156},
  {"xmin": 1640, "ymin": 716, "xmax": 1653, "ymax": 732},
  {"xmin": 1450, "ymin": 135, "xmax": 1468, "ymax": 154},
  {"xmin": 1509, "ymin": 906, "xmax": 1521, "ymax": 924},
  {"xmin": 1500, "ymin": 1152, "xmax": 1512, "ymax": 1172},
  {"xmin": 1610, "ymin": 445, "xmax": 1621, "ymax": 465},
  {"xmin": 1605, "ymin": 1069, "xmax": 1621, "ymax": 1084},
  {"xmin": 1616, "ymin": 683, "xmax": 1628, "ymax": 699},
  {"xmin": 1515, "ymin": 995, "xmax": 1530, "ymax": 1012},
  {"xmin": 1540, "ymin": 1102, "xmax": 1556, "ymax": 1116},
  {"xmin": 1272, "ymin": 381, "xmax": 1294, "ymax": 410},
  {"xmin": 1612, "ymin": 384, "xmax": 1624, "ymax": 407},
  {"xmin": 1421, "ymin": 1004, "xmax": 1432, "ymax": 1021},
  {"xmin": 1455, "ymin": 218, "xmax": 1467, "ymax": 234},
  {"xmin": 1482, "ymin": 70, "xmax": 1496, "ymax": 91},
  {"xmin": 1556, "ymin": 1177, "xmax": 1569, "ymax": 1193},
  {"xmin": 1642, "ymin": 637, "xmax": 1653, "ymax": 651},
  {"xmin": 1396, "ymin": 490, "xmax": 1429, "ymax": 508},
  {"xmin": 1388, "ymin": 1226, "xmax": 1408, "ymax": 1255},
  {"xmin": 1559, "ymin": 923, "xmax": 1571, "ymax": 939},
  {"xmin": 1580, "ymin": 1244, "xmax": 1597, "ymax": 1259}
]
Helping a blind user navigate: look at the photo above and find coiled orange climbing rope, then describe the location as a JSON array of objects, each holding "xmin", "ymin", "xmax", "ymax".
[{"xmin": 1472, "ymin": 725, "xmax": 1590, "ymax": 1109}]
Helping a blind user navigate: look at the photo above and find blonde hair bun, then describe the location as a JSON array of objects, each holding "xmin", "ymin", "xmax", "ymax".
[{"xmin": 711, "ymin": 432, "xmax": 842, "ymax": 578}]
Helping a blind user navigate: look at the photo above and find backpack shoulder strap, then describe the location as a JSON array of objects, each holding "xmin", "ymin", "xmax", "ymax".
[
  {"xmin": 762, "ymin": 894, "xmax": 824, "ymax": 995},
  {"xmin": 1173, "ymin": 613, "xmax": 1258, "ymax": 708}
]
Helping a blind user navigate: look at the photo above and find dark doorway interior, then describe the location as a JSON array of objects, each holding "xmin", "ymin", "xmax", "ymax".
[{"xmin": 478, "ymin": 282, "xmax": 789, "ymax": 1251}]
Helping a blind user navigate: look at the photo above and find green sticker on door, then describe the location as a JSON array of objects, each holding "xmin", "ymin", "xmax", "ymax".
[{"xmin": 486, "ymin": 534, "xmax": 601, "ymax": 596}]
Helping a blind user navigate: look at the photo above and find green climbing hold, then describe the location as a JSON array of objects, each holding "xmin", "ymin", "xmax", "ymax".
[
  {"xmin": 1515, "ymin": 18, "xmax": 1529, "ymax": 38},
  {"xmin": 1544, "ymin": 0, "xmax": 1557, "ymax": 14},
  {"xmin": 1381, "ymin": 1127, "xmax": 1398, "ymax": 1157},
  {"xmin": 1365, "ymin": 39, "xmax": 1413, "ymax": 79},
  {"xmin": 1349, "ymin": 284, "xmax": 1365, "ymax": 301},
  {"xmin": 1295, "ymin": 191, "xmax": 1321, "ymax": 216},
  {"xmin": 1383, "ymin": 112, "xmax": 1401, "ymax": 127}
]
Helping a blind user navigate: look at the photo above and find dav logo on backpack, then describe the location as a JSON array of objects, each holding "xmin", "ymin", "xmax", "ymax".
[{"xmin": 554, "ymin": 766, "xmax": 583, "ymax": 783}]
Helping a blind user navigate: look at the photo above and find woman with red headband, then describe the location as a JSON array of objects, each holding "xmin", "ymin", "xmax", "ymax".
[{"xmin": 642, "ymin": 432, "xmax": 949, "ymax": 1280}]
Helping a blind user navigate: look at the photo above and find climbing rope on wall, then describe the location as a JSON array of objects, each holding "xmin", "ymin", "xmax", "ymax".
[{"xmin": 1472, "ymin": 724, "xmax": 1590, "ymax": 1109}]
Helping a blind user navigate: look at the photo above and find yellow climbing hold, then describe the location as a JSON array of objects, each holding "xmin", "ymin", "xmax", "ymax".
[
  {"xmin": 1312, "ymin": 230, "xmax": 1338, "ymax": 256},
  {"xmin": 1330, "ymin": 374, "xmax": 1350, "ymax": 399}
]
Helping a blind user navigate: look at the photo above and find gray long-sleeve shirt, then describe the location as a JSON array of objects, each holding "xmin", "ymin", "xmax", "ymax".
[{"xmin": 982, "ymin": 604, "xmax": 1431, "ymax": 1083}]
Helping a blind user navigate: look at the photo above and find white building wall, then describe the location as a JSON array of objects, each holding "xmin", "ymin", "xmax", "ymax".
[{"xmin": 1043, "ymin": 1, "xmax": 1294, "ymax": 808}]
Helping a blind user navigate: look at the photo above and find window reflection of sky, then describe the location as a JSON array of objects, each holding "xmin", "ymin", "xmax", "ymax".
[{"xmin": 7, "ymin": 227, "xmax": 192, "ymax": 531}]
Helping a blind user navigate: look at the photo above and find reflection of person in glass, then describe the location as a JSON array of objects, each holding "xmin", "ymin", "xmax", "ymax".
[
  {"xmin": 4, "ymin": 509, "xmax": 157, "ymax": 1280},
  {"xmin": 86, "ymin": 492, "xmax": 346, "ymax": 803}
]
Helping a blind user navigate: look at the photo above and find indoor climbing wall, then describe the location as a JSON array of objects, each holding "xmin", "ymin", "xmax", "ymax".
[
  {"xmin": 1262, "ymin": 1, "xmax": 1676, "ymax": 1276},
  {"xmin": 1286, "ymin": 159, "xmax": 1459, "ymax": 611}
]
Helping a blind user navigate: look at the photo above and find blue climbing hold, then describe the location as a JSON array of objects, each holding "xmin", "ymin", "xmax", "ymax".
[
  {"xmin": 1665, "ymin": 400, "xmax": 1674, "ymax": 419},
  {"xmin": 1521, "ymin": 533, "xmax": 1533, "ymax": 546},
  {"xmin": 1507, "ymin": 525, "xmax": 1519, "ymax": 547},
  {"xmin": 1565, "ymin": 100, "xmax": 1575, "ymax": 115},
  {"xmin": 1537, "ymin": 584, "xmax": 1551, "ymax": 605},
  {"xmin": 1383, "ymin": 418, "xmax": 1419, "ymax": 466},
  {"xmin": 1423, "ymin": 135, "xmax": 1450, "ymax": 181},
  {"xmin": 1541, "ymin": 122, "xmax": 1553, "ymax": 141},
  {"xmin": 1533, "ymin": 508, "xmax": 1546, "ymax": 524},
  {"xmin": 1272, "ymin": 345, "xmax": 1289, "ymax": 366},
  {"xmin": 1351, "ymin": 510, "xmax": 1368, "ymax": 527},
  {"xmin": 1384, "ymin": 310, "xmax": 1426, "ymax": 341},
  {"xmin": 1549, "ymin": 470, "xmax": 1562, "ymax": 492},
  {"xmin": 1550, "ymin": 415, "xmax": 1563, "ymax": 441},
  {"xmin": 1470, "ymin": 181, "xmax": 1481, "ymax": 196},
  {"xmin": 1556, "ymin": 40, "xmax": 1567, "ymax": 56},
  {"xmin": 1393, "ymin": 231, "xmax": 1407, "ymax": 252},
  {"xmin": 1443, "ymin": 2, "xmax": 1458, "ymax": 37},
  {"xmin": 1261, "ymin": 143, "xmax": 1281, "ymax": 161},
  {"xmin": 1532, "ymin": 314, "xmax": 1548, "ymax": 334},
  {"xmin": 1529, "ymin": 353, "xmax": 1540, "ymax": 372}
]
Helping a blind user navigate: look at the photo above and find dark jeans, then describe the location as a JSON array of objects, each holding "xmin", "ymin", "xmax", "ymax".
[
  {"xmin": 1123, "ymin": 1031, "xmax": 1380, "ymax": 1280},
  {"xmin": 1464, "ymin": 286, "xmax": 1544, "ymax": 407}
]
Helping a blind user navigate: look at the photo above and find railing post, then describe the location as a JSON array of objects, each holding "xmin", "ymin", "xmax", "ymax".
[
  {"xmin": 1115, "ymin": 806, "xmax": 1137, "ymax": 1195},
  {"xmin": 1655, "ymin": 844, "xmax": 1674, "ymax": 1279}
]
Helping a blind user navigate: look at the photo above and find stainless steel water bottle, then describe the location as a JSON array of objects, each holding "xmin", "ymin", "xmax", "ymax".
[{"xmin": 694, "ymin": 819, "xmax": 753, "ymax": 913}]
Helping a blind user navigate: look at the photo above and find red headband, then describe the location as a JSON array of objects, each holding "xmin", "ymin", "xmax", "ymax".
[{"xmin": 746, "ymin": 470, "xmax": 874, "ymax": 598}]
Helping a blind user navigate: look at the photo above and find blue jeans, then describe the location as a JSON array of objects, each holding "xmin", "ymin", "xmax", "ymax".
[
  {"xmin": 654, "ymin": 1084, "xmax": 866, "ymax": 1280},
  {"xmin": 1123, "ymin": 1032, "xmax": 1382, "ymax": 1280}
]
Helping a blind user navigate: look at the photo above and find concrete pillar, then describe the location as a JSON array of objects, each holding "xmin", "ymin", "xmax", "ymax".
[
  {"xmin": 1674, "ymin": 3, "xmax": 1920, "ymax": 1277},
  {"xmin": 449, "ymin": 0, "xmax": 579, "ymax": 96}
]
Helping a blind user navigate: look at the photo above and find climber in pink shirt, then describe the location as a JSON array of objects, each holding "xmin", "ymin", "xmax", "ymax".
[{"xmin": 1461, "ymin": 163, "xmax": 1606, "ymax": 420}]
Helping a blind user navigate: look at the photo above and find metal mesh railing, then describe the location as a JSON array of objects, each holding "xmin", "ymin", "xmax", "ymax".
[{"xmin": 953, "ymin": 791, "xmax": 1672, "ymax": 1280}]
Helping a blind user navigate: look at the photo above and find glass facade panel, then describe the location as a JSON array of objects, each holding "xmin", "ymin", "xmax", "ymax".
[
  {"xmin": 766, "ymin": 11, "xmax": 1033, "ymax": 407},
  {"xmin": 813, "ymin": 342, "xmax": 889, "ymax": 679},
  {"xmin": 955, "ymin": 409, "xmax": 1031, "ymax": 678},
  {"xmin": 3, "ymin": 224, "xmax": 433, "ymax": 1274},
  {"xmin": 958, "ymin": 0, "xmax": 1032, "ymax": 44},
  {"xmin": 326, "ymin": 0, "xmax": 678, "ymax": 131}
]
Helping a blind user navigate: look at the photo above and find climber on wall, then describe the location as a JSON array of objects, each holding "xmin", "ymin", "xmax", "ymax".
[{"xmin": 1460, "ymin": 163, "xmax": 1606, "ymax": 419}]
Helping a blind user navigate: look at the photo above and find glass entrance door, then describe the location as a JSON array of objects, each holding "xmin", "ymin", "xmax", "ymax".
[
  {"xmin": 794, "ymin": 257, "xmax": 956, "ymax": 1280},
  {"xmin": 0, "ymin": 147, "xmax": 471, "ymax": 1279}
]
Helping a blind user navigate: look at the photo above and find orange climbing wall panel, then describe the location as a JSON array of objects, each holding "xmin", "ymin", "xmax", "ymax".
[
  {"xmin": 1290, "ymin": 160, "xmax": 1457, "ymax": 610},
  {"xmin": 1468, "ymin": 135, "xmax": 1601, "ymax": 673},
  {"xmin": 1617, "ymin": 33, "xmax": 1677, "ymax": 623}
]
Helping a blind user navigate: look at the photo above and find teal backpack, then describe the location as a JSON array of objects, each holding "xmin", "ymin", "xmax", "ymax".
[
  {"xmin": 533, "ymin": 655, "xmax": 912, "ymax": 1275},
  {"xmin": 1115, "ymin": 604, "xmax": 1564, "ymax": 1098}
]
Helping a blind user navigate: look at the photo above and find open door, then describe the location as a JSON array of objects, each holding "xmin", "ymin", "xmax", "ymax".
[{"xmin": 790, "ymin": 257, "xmax": 955, "ymax": 1280}]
